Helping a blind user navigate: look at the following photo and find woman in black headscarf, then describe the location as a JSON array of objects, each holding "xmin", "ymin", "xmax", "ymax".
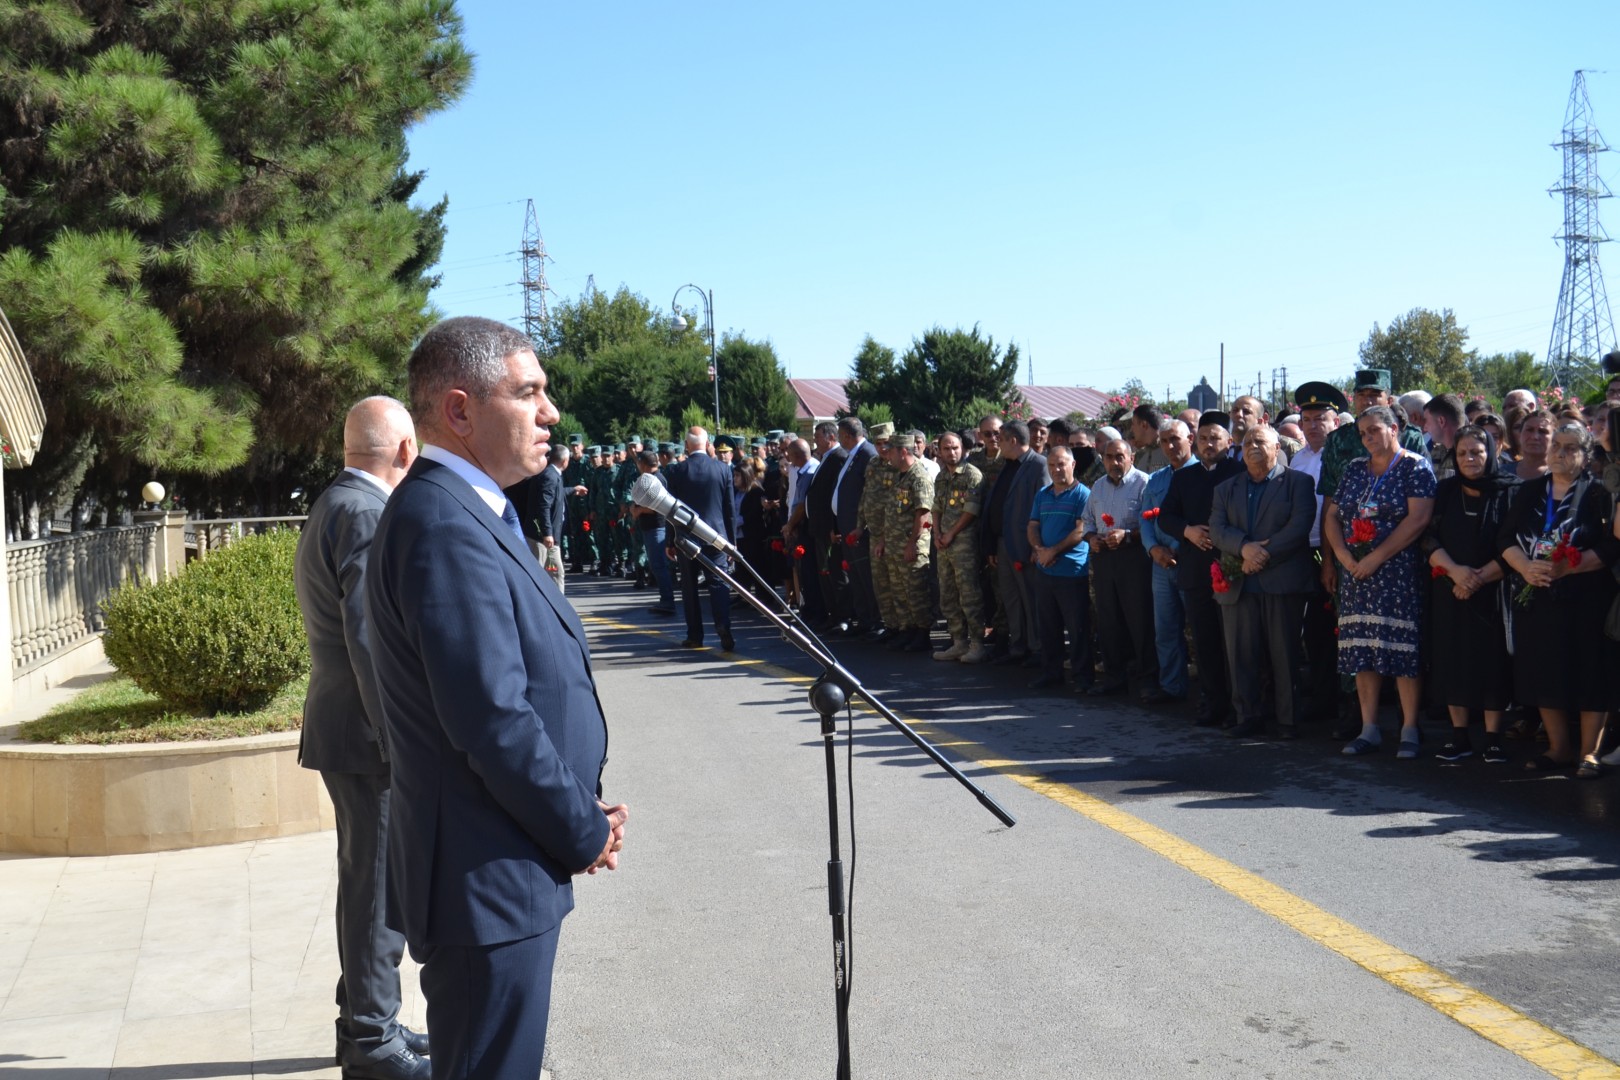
[
  {"xmin": 1498, "ymin": 422, "xmax": 1620, "ymax": 777},
  {"xmin": 1425, "ymin": 426, "xmax": 1519, "ymax": 764}
]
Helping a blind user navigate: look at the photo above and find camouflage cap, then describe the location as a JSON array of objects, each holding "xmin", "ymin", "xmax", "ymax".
[{"xmin": 869, "ymin": 421, "xmax": 895, "ymax": 440}]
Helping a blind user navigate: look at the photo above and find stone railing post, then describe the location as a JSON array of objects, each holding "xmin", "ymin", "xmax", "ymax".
[{"xmin": 133, "ymin": 510, "xmax": 188, "ymax": 579}]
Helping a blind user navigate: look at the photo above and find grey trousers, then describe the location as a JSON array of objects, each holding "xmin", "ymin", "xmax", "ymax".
[
  {"xmin": 322, "ymin": 771, "xmax": 407, "ymax": 1066},
  {"xmin": 996, "ymin": 541, "xmax": 1038, "ymax": 656}
]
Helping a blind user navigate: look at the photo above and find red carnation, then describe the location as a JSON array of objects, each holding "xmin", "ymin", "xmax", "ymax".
[
  {"xmin": 1430, "ymin": 565, "xmax": 1446, "ymax": 579},
  {"xmin": 581, "ymin": 521, "xmax": 591, "ymax": 532},
  {"xmin": 1013, "ymin": 560, "xmax": 1024, "ymax": 572},
  {"xmin": 770, "ymin": 538, "xmax": 785, "ymax": 554},
  {"xmin": 1568, "ymin": 547, "xmax": 1583, "ymax": 568},
  {"xmin": 841, "ymin": 560, "xmax": 850, "ymax": 572},
  {"xmin": 1102, "ymin": 513, "xmax": 1115, "ymax": 528},
  {"xmin": 1141, "ymin": 508, "xmax": 1160, "ymax": 520},
  {"xmin": 793, "ymin": 544, "xmax": 806, "ymax": 559},
  {"xmin": 1210, "ymin": 563, "xmax": 1230, "ymax": 594},
  {"xmin": 846, "ymin": 531, "xmax": 860, "ymax": 546},
  {"xmin": 1349, "ymin": 518, "xmax": 1376, "ymax": 545}
]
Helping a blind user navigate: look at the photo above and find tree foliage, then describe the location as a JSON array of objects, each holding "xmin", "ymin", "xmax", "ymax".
[
  {"xmin": 1358, "ymin": 308, "xmax": 1475, "ymax": 394},
  {"xmin": 540, "ymin": 285, "xmax": 793, "ymax": 441},
  {"xmin": 0, "ymin": 0, "xmax": 471, "ymax": 522},
  {"xmin": 845, "ymin": 325, "xmax": 1019, "ymax": 433}
]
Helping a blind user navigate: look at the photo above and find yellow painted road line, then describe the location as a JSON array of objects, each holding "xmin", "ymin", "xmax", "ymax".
[{"xmin": 582, "ymin": 614, "xmax": 1620, "ymax": 1079}]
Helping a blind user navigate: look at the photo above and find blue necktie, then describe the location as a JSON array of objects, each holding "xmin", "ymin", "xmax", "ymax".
[{"xmin": 500, "ymin": 500, "xmax": 525, "ymax": 543}]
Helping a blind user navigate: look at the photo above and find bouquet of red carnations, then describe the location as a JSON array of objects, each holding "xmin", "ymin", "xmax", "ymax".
[{"xmin": 1515, "ymin": 534, "xmax": 1580, "ymax": 606}]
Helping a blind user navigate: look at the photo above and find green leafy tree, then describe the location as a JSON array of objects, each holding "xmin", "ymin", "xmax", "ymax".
[
  {"xmin": 717, "ymin": 335, "xmax": 796, "ymax": 432},
  {"xmin": 846, "ymin": 326, "xmax": 1019, "ymax": 433},
  {"xmin": 1466, "ymin": 350, "xmax": 1540, "ymax": 406},
  {"xmin": 0, "ymin": 0, "xmax": 471, "ymax": 522},
  {"xmin": 1358, "ymin": 308, "xmax": 1475, "ymax": 394}
]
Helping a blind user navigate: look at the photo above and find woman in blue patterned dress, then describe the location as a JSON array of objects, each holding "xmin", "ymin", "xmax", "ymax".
[{"xmin": 1324, "ymin": 406, "xmax": 1437, "ymax": 758}]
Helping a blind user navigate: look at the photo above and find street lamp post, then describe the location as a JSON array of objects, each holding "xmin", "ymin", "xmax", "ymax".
[{"xmin": 671, "ymin": 284, "xmax": 719, "ymax": 431}]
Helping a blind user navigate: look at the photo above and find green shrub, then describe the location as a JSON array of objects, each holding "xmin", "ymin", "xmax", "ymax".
[{"xmin": 102, "ymin": 529, "xmax": 309, "ymax": 714}]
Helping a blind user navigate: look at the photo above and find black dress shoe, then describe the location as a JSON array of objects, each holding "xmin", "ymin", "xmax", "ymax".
[
  {"xmin": 1276, "ymin": 724, "xmax": 1302, "ymax": 740},
  {"xmin": 1225, "ymin": 719, "xmax": 1263, "ymax": 738},
  {"xmin": 648, "ymin": 605, "xmax": 675, "ymax": 616},
  {"xmin": 1086, "ymin": 682, "xmax": 1126, "ymax": 696},
  {"xmin": 990, "ymin": 651, "xmax": 1027, "ymax": 667},
  {"xmin": 681, "ymin": 638, "xmax": 703, "ymax": 648},
  {"xmin": 399, "ymin": 1027, "xmax": 430, "ymax": 1056},
  {"xmin": 343, "ymin": 1045, "xmax": 430, "ymax": 1080},
  {"xmin": 1193, "ymin": 714, "xmax": 1226, "ymax": 728},
  {"xmin": 902, "ymin": 629, "xmax": 933, "ymax": 652},
  {"xmin": 1140, "ymin": 687, "xmax": 1178, "ymax": 705},
  {"xmin": 719, "ymin": 634, "xmax": 736, "ymax": 652},
  {"xmin": 1028, "ymin": 674, "xmax": 1064, "ymax": 690}
]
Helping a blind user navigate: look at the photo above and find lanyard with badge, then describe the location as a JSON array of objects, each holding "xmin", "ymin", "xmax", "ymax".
[
  {"xmin": 1532, "ymin": 484, "xmax": 1565, "ymax": 559},
  {"xmin": 1356, "ymin": 453, "xmax": 1400, "ymax": 520}
]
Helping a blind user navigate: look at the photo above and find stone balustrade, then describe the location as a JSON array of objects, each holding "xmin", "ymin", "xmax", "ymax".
[{"xmin": 7, "ymin": 524, "xmax": 159, "ymax": 673}]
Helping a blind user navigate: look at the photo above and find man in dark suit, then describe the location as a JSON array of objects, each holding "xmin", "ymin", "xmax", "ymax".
[
  {"xmin": 366, "ymin": 317, "xmax": 627, "ymax": 1080},
  {"xmin": 662, "ymin": 428, "xmax": 738, "ymax": 650},
  {"xmin": 801, "ymin": 425, "xmax": 847, "ymax": 629},
  {"xmin": 295, "ymin": 396, "xmax": 428, "ymax": 1080},
  {"xmin": 504, "ymin": 443, "xmax": 569, "ymax": 592},
  {"xmin": 1157, "ymin": 412, "xmax": 1244, "ymax": 728},
  {"xmin": 981, "ymin": 420, "xmax": 1047, "ymax": 664},
  {"xmin": 1209, "ymin": 426, "xmax": 1318, "ymax": 738},
  {"xmin": 830, "ymin": 416, "xmax": 879, "ymax": 633}
]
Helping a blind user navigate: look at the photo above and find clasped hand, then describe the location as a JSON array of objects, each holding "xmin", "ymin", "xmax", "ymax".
[{"xmin": 582, "ymin": 801, "xmax": 629, "ymax": 875}]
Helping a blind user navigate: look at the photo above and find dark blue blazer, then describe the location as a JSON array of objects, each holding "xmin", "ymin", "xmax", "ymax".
[
  {"xmin": 833, "ymin": 440, "xmax": 878, "ymax": 535},
  {"xmin": 294, "ymin": 471, "xmax": 390, "ymax": 775},
  {"xmin": 366, "ymin": 456, "xmax": 609, "ymax": 948},
  {"xmin": 998, "ymin": 450, "xmax": 1049, "ymax": 562},
  {"xmin": 664, "ymin": 451, "xmax": 736, "ymax": 544}
]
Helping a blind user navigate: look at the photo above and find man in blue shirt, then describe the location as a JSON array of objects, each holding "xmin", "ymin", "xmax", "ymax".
[
  {"xmin": 1141, "ymin": 419, "xmax": 1196, "ymax": 704},
  {"xmin": 1025, "ymin": 444, "xmax": 1092, "ymax": 691}
]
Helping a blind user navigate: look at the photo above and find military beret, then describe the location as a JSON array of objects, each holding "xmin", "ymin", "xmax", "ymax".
[
  {"xmin": 1294, "ymin": 381, "xmax": 1349, "ymax": 413},
  {"xmin": 1198, "ymin": 411, "xmax": 1231, "ymax": 431},
  {"xmin": 1354, "ymin": 369, "xmax": 1391, "ymax": 392}
]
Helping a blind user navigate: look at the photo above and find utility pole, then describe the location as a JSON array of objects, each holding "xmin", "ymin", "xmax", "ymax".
[
  {"xmin": 1218, "ymin": 343, "xmax": 1225, "ymax": 408},
  {"xmin": 520, "ymin": 198, "xmax": 552, "ymax": 348},
  {"xmin": 1547, "ymin": 71, "xmax": 1616, "ymax": 390}
]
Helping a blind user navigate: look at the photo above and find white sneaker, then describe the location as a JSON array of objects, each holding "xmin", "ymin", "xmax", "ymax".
[
  {"xmin": 933, "ymin": 640, "xmax": 967, "ymax": 661},
  {"xmin": 959, "ymin": 643, "xmax": 991, "ymax": 664}
]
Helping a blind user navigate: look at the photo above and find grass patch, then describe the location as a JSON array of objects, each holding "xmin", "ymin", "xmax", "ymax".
[{"xmin": 17, "ymin": 673, "xmax": 307, "ymax": 745}]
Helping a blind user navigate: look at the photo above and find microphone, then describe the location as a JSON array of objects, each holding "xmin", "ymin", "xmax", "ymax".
[{"xmin": 631, "ymin": 473, "xmax": 733, "ymax": 554}]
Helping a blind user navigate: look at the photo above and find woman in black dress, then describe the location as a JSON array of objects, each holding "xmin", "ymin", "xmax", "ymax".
[
  {"xmin": 733, "ymin": 462, "xmax": 770, "ymax": 600},
  {"xmin": 1497, "ymin": 422, "xmax": 1619, "ymax": 777},
  {"xmin": 1425, "ymin": 427, "xmax": 1518, "ymax": 763}
]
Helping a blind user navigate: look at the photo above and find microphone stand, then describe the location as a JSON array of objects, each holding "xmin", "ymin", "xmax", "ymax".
[{"xmin": 668, "ymin": 532, "xmax": 1016, "ymax": 1079}]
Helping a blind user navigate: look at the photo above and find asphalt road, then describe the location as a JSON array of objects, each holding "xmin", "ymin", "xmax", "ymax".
[{"xmin": 543, "ymin": 576, "xmax": 1619, "ymax": 1079}]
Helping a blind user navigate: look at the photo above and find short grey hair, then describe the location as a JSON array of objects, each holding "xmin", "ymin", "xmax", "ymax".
[
  {"xmin": 686, "ymin": 427, "xmax": 708, "ymax": 451},
  {"xmin": 408, "ymin": 317, "xmax": 535, "ymax": 429},
  {"xmin": 343, "ymin": 395, "xmax": 411, "ymax": 453}
]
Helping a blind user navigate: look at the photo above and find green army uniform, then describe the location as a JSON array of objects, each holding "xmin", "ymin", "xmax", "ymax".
[
  {"xmin": 858, "ymin": 452, "xmax": 897, "ymax": 632},
  {"xmin": 931, "ymin": 460, "xmax": 984, "ymax": 659},
  {"xmin": 563, "ymin": 436, "xmax": 592, "ymax": 571},
  {"xmin": 591, "ymin": 453, "xmax": 618, "ymax": 573},
  {"xmin": 885, "ymin": 452, "xmax": 936, "ymax": 648}
]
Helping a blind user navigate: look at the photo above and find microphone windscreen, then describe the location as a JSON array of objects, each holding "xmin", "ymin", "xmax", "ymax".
[{"xmin": 630, "ymin": 472, "xmax": 676, "ymax": 515}]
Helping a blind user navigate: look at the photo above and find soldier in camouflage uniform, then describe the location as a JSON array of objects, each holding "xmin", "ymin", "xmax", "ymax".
[
  {"xmin": 931, "ymin": 431, "xmax": 987, "ymax": 663},
  {"xmin": 857, "ymin": 422, "xmax": 898, "ymax": 637},
  {"xmin": 882, "ymin": 434, "xmax": 936, "ymax": 652},
  {"xmin": 967, "ymin": 416, "xmax": 1009, "ymax": 648}
]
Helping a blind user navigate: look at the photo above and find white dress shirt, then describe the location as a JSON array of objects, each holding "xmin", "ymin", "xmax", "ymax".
[{"xmin": 420, "ymin": 444, "xmax": 510, "ymax": 519}]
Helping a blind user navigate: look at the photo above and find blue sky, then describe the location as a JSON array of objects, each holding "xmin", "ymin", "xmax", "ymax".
[{"xmin": 407, "ymin": 1, "xmax": 1620, "ymax": 402}]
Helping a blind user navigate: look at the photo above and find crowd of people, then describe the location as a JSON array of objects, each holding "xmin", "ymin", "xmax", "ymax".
[{"xmin": 556, "ymin": 359, "xmax": 1620, "ymax": 779}]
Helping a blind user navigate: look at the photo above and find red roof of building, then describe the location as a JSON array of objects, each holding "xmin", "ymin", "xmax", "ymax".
[{"xmin": 787, "ymin": 379, "xmax": 1111, "ymax": 424}]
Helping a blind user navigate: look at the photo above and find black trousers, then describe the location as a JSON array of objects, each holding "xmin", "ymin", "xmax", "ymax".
[
  {"xmin": 798, "ymin": 537, "xmax": 827, "ymax": 621},
  {"xmin": 1183, "ymin": 585, "xmax": 1233, "ymax": 723},
  {"xmin": 1034, "ymin": 573, "xmax": 1093, "ymax": 684},
  {"xmin": 1220, "ymin": 590, "xmax": 1307, "ymax": 727},
  {"xmin": 1092, "ymin": 545, "xmax": 1157, "ymax": 691},
  {"xmin": 677, "ymin": 549, "xmax": 732, "ymax": 643},
  {"xmin": 832, "ymin": 535, "xmax": 878, "ymax": 627},
  {"xmin": 322, "ymin": 771, "xmax": 407, "ymax": 1066},
  {"xmin": 1301, "ymin": 575, "xmax": 1339, "ymax": 720}
]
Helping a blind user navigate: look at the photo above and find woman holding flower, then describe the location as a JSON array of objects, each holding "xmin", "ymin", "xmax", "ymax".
[
  {"xmin": 1324, "ymin": 405, "xmax": 1436, "ymax": 757},
  {"xmin": 1425, "ymin": 426, "xmax": 1518, "ymax": 763},
  {"xmin": 1497, "ymin": 422, "xmax": 1618, "ymax": 777}
]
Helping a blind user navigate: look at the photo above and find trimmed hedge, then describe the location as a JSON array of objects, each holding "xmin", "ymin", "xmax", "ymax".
[{"xmin": 102, "ymin": 529, "xmax": 309, "ymax": 714}]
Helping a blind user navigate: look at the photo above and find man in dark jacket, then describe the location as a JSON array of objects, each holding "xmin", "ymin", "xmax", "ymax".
[
  {"xmin": 295, "ymin": 396, "xmax": 429, "ymax": 1079},
  {"xmin": 802, "ymin": 427, "xmax": 848, "ymax": 629},
  {"xmin": 830, "ymin": 416, "xmax": 880, "ymax": 634},
  {"xmin": 1157, "ymin": 412, "xmax": 1244, "ymax": 728},
  {"xmin": 980, "ymin": 420, "xmax": 1047, "ymax": 664},
  {"xmin": 663, "ymin": 428, "xmax": 739, "ymax": 650}
]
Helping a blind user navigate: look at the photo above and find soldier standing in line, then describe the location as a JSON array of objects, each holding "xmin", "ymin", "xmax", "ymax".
[
  {"xmin": 592, "ymin": 446, "xmax": 619, "ymax": 576},
  {"xmin": 858, "ymin": 422, "xmax": 898, "ymax": 639},
  {"xmin": 931, "ymin": 431, "xmax": 987, "ymax": 663},
  {"xmin": 614, "ymin": 435, "xmax": 645, "ymax": 584},
  {"xmin": 563, "ymin": 434, "xmax": 590, "ymax": 573},
  {"xmin": 968, "ymin": 416, "xmax": 1009, "ymax": 654},
  {"xmin": 885, "ymin": 433, "xmax": 936, "ymax": 652}
]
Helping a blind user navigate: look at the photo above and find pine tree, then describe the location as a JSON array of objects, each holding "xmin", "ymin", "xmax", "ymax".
[{"xmin": 0, "ymin": 0, "xmax": 471, "ymax": 522}]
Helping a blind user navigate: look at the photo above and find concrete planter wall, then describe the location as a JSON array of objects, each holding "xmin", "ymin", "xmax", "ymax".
[{"xmin": 0, "ymin": 731, "xmax": 334, "ymax": 855}]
